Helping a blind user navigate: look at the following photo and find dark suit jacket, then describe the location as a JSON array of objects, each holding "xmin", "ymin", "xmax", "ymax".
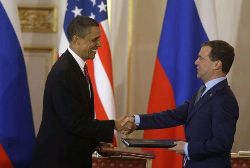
[
  {"xmin": 139, "ymin": 79, "xmax": 239, "ymax": 168},
  {"xmin": 31, "ymin": 50, "xmax": 115, "ymax": 168}
]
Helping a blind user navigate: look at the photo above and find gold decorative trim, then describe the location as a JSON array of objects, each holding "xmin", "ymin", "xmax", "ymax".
[
  {"xmin": 107, "ymin": 0, "xmax": 111, "ymax": 28},
  {"xmin": 24, "ymin": 47, "xmax": 57, "ymax": 65},
  {"xmin": 127, "ymin": 0, "xmax": 134, "ymax": 115},
  {"xmin": 18, "ymin": 7, "xmax": 57, "ymax": 33},
  {"xmin": 231, "ymin": 151, "xmax": 250, "ymax": 158}
]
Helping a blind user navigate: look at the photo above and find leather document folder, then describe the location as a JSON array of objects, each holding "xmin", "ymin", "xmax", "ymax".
[
  {"xmin": 96, "ymin": 146, "xmax": 155, "ymax": 159},
  {"xmin": 121, "ymin": 138, "xmax": 176, "ymax": 148}
]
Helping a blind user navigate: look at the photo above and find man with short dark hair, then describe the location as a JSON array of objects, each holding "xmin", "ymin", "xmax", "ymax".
[
  {"xmin": 122, "ymin": 40, "xmax": 239, "ymax": 168},
  {"xmin": 31, "ymin": 16, "xmax": 123, "ymax": 168}
]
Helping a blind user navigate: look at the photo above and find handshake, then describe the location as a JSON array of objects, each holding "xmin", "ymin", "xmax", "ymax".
[{"xmin": 115, "ymin": 116, "xmax": 137, "ymax": 135}]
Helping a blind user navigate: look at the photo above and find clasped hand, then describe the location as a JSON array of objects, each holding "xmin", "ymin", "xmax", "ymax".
[
  {"xmin": 115, "ymin": 116, "xmax": 136, "ymax": 135},
  {"xmin": 114, "ymin": 116, "xmax": 186, "ymax": 154}
]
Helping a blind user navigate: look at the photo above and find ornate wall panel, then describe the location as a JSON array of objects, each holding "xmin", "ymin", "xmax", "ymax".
[{"xmin": 18, "ymin": 6, "xmax": 57, "ymax": 32}]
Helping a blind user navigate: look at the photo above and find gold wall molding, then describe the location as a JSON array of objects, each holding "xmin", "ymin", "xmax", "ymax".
[
  {"xmin": 18, "ymin": 7, "xmax": 57, "ymax": 33},
  {"xmin": 24, "ymin": 47, "xmax": 57, "ymax": 65}
]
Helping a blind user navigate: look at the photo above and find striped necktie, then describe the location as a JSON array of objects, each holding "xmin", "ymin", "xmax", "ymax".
[
  {"xmin": 183, "ymin": 155, "xmax": 188, "ymax": 167},
  {"xmin": 83, "ymin": 63, "xmax": 89, "ymax": 84},
  {"xmin": 195, "ymin": 85, "xmax": 206, "ymax": 104},
  {"xmin": 83, "ymin": 63, "xmax": 92, "ymax": 98}
]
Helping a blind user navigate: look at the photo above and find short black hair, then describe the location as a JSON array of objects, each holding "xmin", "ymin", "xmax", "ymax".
[
  {"xmin": 67, "ymin": 16, "xmax": 99, "ymax": 41},
  {"xmin": 202, "ymin": 40, "xmax": 235, "ymax": 74}
]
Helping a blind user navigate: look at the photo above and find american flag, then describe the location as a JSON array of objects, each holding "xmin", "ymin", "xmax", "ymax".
[{"xmin": 59, "ymin": 0, "xmax": 116, "ymax": 127}]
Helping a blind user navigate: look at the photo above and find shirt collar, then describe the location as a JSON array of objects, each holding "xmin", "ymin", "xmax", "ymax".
[
  {"xmin": 203, "ymin": 76, "xmax": 226, "ymax": 95},
  {"xmin": 68, "ymin": 47, "xmax": 86, "ymax": 72}
]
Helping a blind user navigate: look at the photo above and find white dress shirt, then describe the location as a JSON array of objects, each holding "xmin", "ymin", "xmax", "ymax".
[{"xmin": 68, "ymin": 48, "xmax": 91, "ymax": 97}]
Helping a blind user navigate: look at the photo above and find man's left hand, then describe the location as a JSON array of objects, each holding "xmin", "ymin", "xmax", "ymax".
[{"xmin": 168, "ymin": 141, "xmax": 186, "ymax": 154}]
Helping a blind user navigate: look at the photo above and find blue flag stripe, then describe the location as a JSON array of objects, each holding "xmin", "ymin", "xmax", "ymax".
[
  {"xmin": 0, "ymin": 1, "xmax": 35, "ymax": 167},
  {"xmin": 63, "ymin": 0, "xmax": 108, "ymax": 40},
  {"xmin": 158, "ymin": 0, "xmax": 209, "ymax": 105}
]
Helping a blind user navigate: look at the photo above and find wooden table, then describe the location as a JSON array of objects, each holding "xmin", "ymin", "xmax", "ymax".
[
  {"xmin": 231, "ymin": 157, "xmax": 250, "ymax": 168},
  {"xmin": 93, "ymin": 157, "xmax": 151, "ymax": 168}
]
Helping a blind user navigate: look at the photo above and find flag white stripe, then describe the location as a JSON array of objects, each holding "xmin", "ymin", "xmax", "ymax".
[
  {"xmin": 100, "ymin": 20, "xmax": 111, "ymax": 43},
  {"xmin": 195, "ymin": 0, "xmax": 218, "ymax": 40},
  {"xmin": 59, "ymin": 32, "xmax": 69, "ymax": 56},
  {"xmin": 1, "ymin": 0, "xmax": 23, "ymax": 50},
  {"xmin": 94, "ymin": 52, "xmax": 115, "ymax": 120}
]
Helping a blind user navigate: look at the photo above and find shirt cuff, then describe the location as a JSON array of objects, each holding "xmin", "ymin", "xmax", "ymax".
[
  {"xmin": 134, "ymin": 115, "xmax": 140, "ymax": 126},
  {"xmin": 184, "ymin": 143, "xmax": 190, "ymax": 160}
]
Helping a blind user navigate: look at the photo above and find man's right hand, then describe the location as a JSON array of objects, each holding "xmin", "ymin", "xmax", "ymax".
[{"xmin": 115, "ymin": 116, "xmax": 137, "ymax": 135}]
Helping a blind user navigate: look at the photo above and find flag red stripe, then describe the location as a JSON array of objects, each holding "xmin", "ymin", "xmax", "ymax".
[
  {"xmin": 98, "ymin": 24, "xmax": 114, "ymax": 90},
  {"xmin": 0, "ymin": 145, "xmax": 13, "ymax": 168},
  {"xmin": 147, "ymin": 58, "xmax": 175, "ymax": 112},
  {"xmin": 87, "ymin": 61, "xmax": 109, "ymax": 120},
  {"xmin": 87, "ymin": 60, "xmax": 117, "ymax": 145},
  {"xmin": 145, "ymin": 58, "xmax": 185, "ymax": 168}
]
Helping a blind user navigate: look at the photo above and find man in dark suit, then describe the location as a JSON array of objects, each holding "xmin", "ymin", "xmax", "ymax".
[
  {"xmin": 121, "ymin": 40, "xmax": 239, "ymax": 168},
  {"xmin": 31, "ymin": 16, "xmax": 123, "ymax": 168}
]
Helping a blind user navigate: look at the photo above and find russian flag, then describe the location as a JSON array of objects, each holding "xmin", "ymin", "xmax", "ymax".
[
  {"xmin": 0, "ymin": 1, "xmax": 35, "ymax": 167},
  {"xmin": 145, "ymin": 0, "xmax": 217, "ymax": 167}
]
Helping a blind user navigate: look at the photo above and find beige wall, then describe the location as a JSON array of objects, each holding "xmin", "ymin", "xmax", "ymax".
[
  {"xmin": 231, "ymin": 0, "xmax": 250, "ymax": 151},
  {"xmin": 125, "ymin": 0, "xmax": 167, "ymax": 139},
  {"xmin": 18, "ymin": 0, "xmax": 250, "ymax": 151}
]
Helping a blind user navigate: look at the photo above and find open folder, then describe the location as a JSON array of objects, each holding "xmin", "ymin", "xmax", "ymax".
[
  {"xmin": 96, "ymin": 146, "xmax": 155, "ymax": 159},
  {"xmin": 121, "ymin": 138, "xmax": 177, "ymax": 148}
]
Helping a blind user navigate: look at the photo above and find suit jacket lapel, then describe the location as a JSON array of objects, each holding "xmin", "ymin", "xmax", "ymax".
[
  {"xmin": 187, "ymin": 79, "xmax": 229, "ymax": 122},
  {"xmin": 64, "ymin": 50, "xmax": 92, "ymax": 108},
  {"xmin": 89, "ymin": 79, "xmax": 94, "ymax": 118}
]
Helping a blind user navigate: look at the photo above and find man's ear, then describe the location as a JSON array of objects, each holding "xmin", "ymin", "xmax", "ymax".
[
  {"xmin": 71, "ymin": 35, "xmax": 78, "ymax": 44},
  {"xmin": 213, "ymin": 60, "xmax": 222, "ymax": 70}
]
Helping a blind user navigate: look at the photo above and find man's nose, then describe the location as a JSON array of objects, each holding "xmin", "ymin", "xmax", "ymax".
[{"xmin": 194, "ymin": 59, "xmax": 198, "ymax": 65}]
